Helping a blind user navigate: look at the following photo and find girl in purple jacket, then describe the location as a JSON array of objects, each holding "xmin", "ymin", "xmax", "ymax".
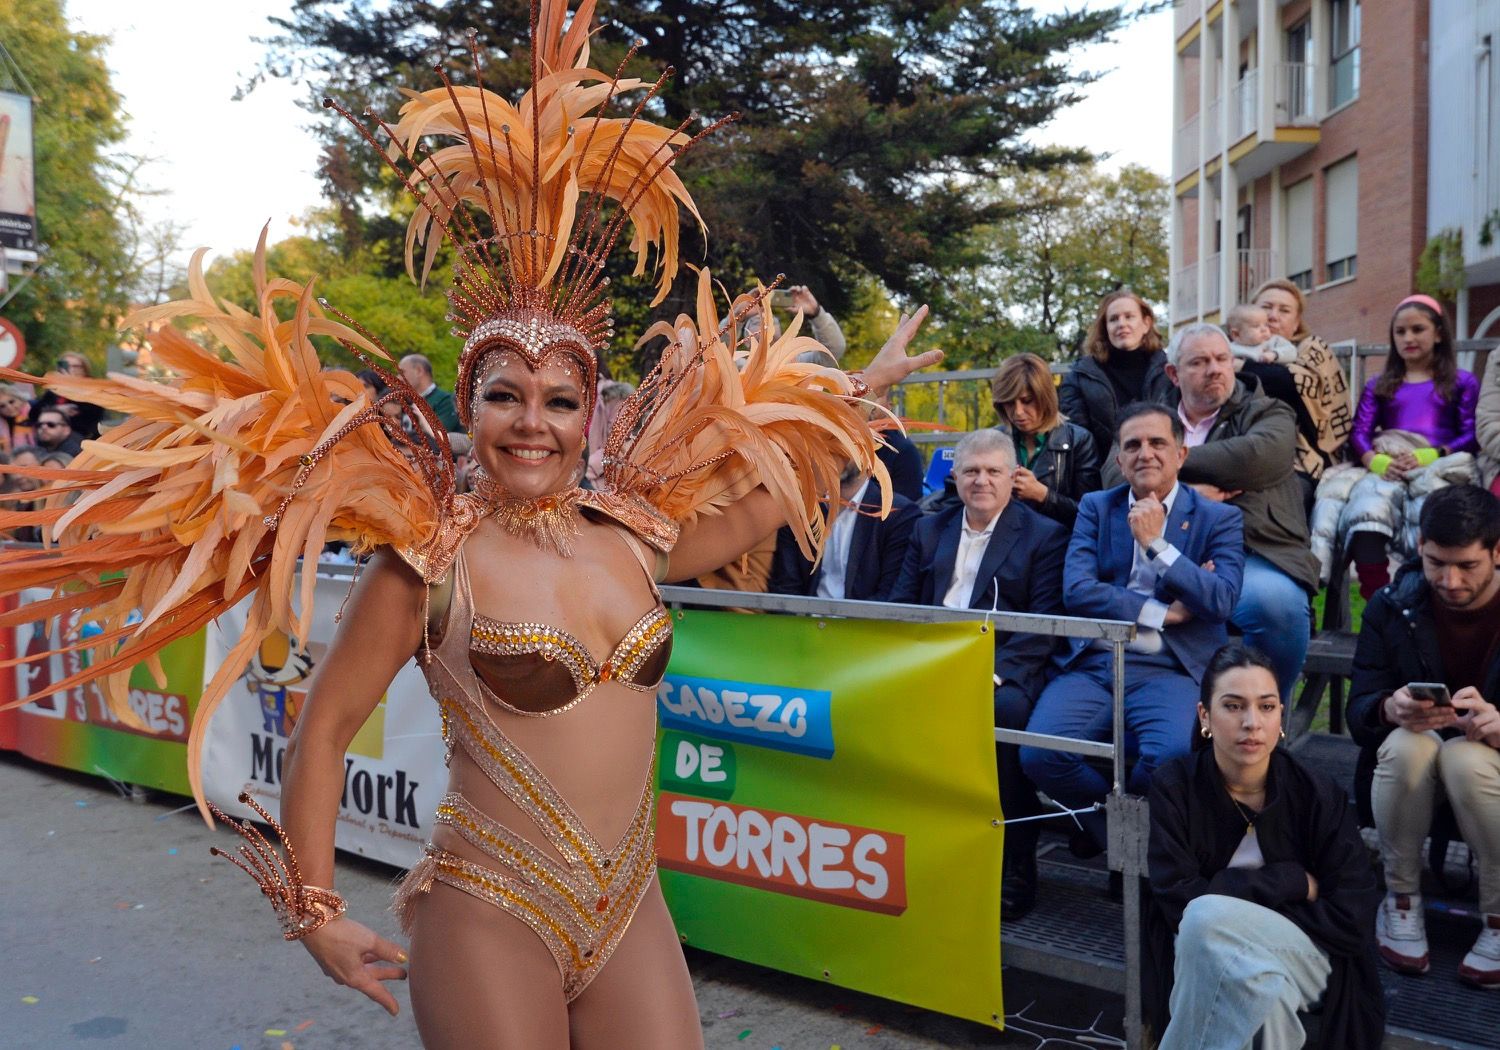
[{"xmin": 1348, "ymin": 295, "xmax": 1480, "ymax": 594}]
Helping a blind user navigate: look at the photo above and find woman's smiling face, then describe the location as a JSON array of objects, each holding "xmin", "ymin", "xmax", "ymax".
[{"xmin": 469, "ymin": 352, "xmax": 588, "ymax": 499}]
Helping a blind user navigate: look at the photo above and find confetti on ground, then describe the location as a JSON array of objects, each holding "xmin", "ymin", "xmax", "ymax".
[
  {"xmin": 75, "ymin": 801, "xmax": 88, "ymax": 807},
  {"xmin": 113, "ymin": 902, "xmax": 130, "ymax": 910},
  {"xmin": 21, "ymin": 996, "xmax": 39, "ymax": 1005},
  {"xmin": 167, "ymin": 848, "xmax": 178, "ymax": 855},
  {"xmin": 865, "ymin": 1025, "xmax": 883, "ymax": 1035},
  {"xmin": 132, "ymin": 904, "xmax": 144, "ymax": 910},
  {"xmin": 87, "ymin": 957, "xmax": 102, "ymax": 964},
  {"xmin": 737, "ymin": 1030, "xmax": 752, "ymax": 1041},
  {"xmin": 265, "ymin": 1029, "xmax": 287, "ymax": 1037},
  {"xmin": 281, "ymin": 1043, "xmax": 294, "ymax": 1050},
  {"xmin": 717, "ymin": 1009, "xmax": 741, "ymax": 1019},
  {"xmin": 293, "ymin": 1020, "xmax": 314, "ymax": 1032}
]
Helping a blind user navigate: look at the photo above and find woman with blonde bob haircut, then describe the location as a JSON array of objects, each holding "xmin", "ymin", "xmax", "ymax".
[
  {"xmin": 989, "ymin": 354, "xmax": 1101, "ymax": 527},
  {"xmin": 1059, "ymin": 289, "xmax": 1170, "ymax": 457}
]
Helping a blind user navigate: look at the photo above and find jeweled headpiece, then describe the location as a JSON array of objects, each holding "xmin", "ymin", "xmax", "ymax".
[{"xmin": 324, "ymin": 0, "xmax": 730, "ymax": 430}]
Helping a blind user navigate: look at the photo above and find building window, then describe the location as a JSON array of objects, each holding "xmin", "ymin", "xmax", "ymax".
[
  {"xmin": 1324, "ymin": 156, "xmax": 1358, "ymax": 283},
  {"xmin": 1330, "ymin": 0, "xmax": 1360, "ymax": 109},
  {"xmin": 1281, "ymin": 19, "xmax": 1313, "ymax": 122},
  {"xmin": 1283, "ymin": 178, "xmax": 1314, "ymax": 290}
]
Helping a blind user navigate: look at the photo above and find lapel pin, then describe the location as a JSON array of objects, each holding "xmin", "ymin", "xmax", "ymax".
[{"xmin": 1180, "ymin": 520, "xmax": 1190, "ymax": 531}]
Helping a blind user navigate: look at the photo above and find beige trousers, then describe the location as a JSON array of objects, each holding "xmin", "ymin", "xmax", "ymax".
[{"xmin": 1371, "ymin": 728, "xmax": 1500, "ymax": 915}]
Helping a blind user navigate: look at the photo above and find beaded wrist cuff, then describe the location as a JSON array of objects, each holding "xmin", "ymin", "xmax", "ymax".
[
  {"xmin": 207, "ymin": 792, "xmax": 348, "ymax": 941},
  {"xmin": 845, "ymin": 371, "xmax": 870, "ymax": 400}
]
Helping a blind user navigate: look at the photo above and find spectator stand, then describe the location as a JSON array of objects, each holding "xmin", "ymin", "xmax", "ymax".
[
  {"xmin": 659, "ymin": 585, "xmax": 1154, "ymax": 1046},
  {"xmin": 893, "ymin": 340, "xmax": 1499, "ymax": 741}
]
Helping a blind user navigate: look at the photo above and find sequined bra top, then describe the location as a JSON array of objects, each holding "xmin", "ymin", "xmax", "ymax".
[
  {"xmin": 469, "ymin": 606, "xmax": 673, "ymax": 716},
  {"xmin": 463, "ymin": 529, "xmax": 673, "ymax": 717}
]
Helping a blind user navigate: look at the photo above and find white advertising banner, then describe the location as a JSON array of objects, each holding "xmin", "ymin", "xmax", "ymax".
[
  {"xmin": 0, "ymin": 90, "xmax": 38, "ymax": 263},
  {"xmin": 199, "ymin": 571, "xmax": 443, "ymax": 868}
]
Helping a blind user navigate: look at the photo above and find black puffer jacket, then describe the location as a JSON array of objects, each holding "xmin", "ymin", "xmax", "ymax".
[
  {"xmin": 920, "ymin": 420, "xmax": 1102, "ymax": 528},
  {"xmin": 1057, "ymin": 351, "xmax": 1171, "ymax": 457}
]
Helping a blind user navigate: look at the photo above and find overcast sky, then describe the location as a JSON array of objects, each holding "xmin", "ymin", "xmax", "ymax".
[{"xmin": 63, "ymin": 0, "xmax": 1172, "ymax": 267}]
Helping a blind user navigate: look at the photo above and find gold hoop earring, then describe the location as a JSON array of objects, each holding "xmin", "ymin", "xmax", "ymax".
[
  {"xmin": 1200, "ymin": 724, "xmax": 1211, "ymax": 739},
  {"xmin": 1279, "ymin": 727, "xmax": 1287, "ymax": 741}
]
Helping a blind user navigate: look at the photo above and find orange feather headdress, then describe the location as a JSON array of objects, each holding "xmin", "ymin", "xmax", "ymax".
[{"xmin": 324, "ymin": 0, "xmax": 727, "ymax": 429}]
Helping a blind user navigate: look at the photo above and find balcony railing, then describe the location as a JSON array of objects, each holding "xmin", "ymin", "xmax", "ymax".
[
  {"xmin": 1232, "ymin": 70, "xmax": 1260, "ymax": 142},
  {"xmin": 1204, "ymin": 95, "xmax": 1223, "ymax": 157},
  {"xmin": 1275, "ymin": 63, "xmax": 1318, "ymax": 125},
  {"xmin": 1173, "ymin": 264, "xmax": 1200, "ymax": 320},
  {"xmin": 1202, "ymin": 252, "xmax": 1223, "ymax": 315},
  {"xmin": 1236, "ymin": 248, "xmax": 1279, "ymax": 305},
  {"xmin": 1175, "ymin": 114, "xmax": 1200, "ymax": 179}
]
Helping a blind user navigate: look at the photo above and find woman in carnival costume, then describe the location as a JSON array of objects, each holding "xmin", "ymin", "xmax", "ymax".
[{"xmin": 0, "ymin": 2, "xmax": 940, "ymax": 1046}]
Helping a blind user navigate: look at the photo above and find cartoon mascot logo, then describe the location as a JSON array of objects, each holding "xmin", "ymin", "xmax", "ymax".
[{"xmin": 246, "ymin": 631, "xmax": 314, "ymax": 737}]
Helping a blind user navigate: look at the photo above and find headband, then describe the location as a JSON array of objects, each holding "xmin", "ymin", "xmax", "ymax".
[{"xmin": 1394, "ymin": 294, "xmax": 1445, "ymax": 317}]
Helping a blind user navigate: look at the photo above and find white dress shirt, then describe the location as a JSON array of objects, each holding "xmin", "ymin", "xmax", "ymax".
[
  {"xmin": 816, "ymin": 478, "xmax": 870, "ymax": 600},
  {"xmin": 1123, "ymin": 483, "xmax": 1184, "ymax": 652},
  {"xmin": 942, "ymin": 507, "xmax": 1003, "ymax": 609}
]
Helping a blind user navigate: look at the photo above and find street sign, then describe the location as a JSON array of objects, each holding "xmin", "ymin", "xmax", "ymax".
[{"xmin": 0, "ymin": 315, "xmax": 24, "ymax": 369}]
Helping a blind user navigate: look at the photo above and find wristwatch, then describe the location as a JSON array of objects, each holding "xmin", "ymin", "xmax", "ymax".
[{"xmin": 1146, "ymin": 538, "xmax": 1170, "ymax": 560}]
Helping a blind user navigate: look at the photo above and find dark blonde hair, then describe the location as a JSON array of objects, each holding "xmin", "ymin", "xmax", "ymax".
[
  {"xmin": 1251, "ymin": 278, "xmax": 1311, "ymax": 343},
  {"xmin": 1084, "ymin": 289, "xmax": 1162, "ymax": 363},
  {"xmin": 990, "ymin": 354, "xmax": 1061, "ymax": 432}
]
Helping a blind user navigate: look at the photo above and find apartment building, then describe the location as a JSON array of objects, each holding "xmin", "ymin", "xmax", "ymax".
[
  {"xmin": 1430, "ymin": 0, "xmax": 1500, "ymax": 339},
  {"xmin": 1169, "ymin": 0, "xmax": 1430, "ymax": 344}
]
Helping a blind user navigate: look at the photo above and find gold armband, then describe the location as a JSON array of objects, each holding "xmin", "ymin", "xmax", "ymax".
[{"xmin": 207, "ymin": 792, "xmax": 348, "ymax": 941}]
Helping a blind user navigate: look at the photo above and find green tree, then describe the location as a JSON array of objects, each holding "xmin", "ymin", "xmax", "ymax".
[
  {"xmin": 0, "ymin": 0, "xmax": 134, "ymax": 371},
  {"xmin": 925, "ymin": 162, "xmax": 1168, "ymax": 368},
  {"xmin": 190, "ymin": 227, "xmax": 462, "ymax": 388},
  {"xmin": 251, "ymin": 0, "xmax": 1141, "ymax": 345}
]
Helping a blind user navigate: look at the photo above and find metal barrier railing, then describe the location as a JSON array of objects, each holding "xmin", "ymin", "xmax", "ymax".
[{"xmin": 657, "ymin": 585, "xmax": 1149, "ymax": 1046}]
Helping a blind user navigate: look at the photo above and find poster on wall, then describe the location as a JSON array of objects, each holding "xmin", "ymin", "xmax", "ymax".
[
  {"xmin": 0, "ymin": 91, "xmax": 37, "ymax": 263},
  {"xmin": 199, "ymin": 573, "xmax": 441, "ymax": 868}
]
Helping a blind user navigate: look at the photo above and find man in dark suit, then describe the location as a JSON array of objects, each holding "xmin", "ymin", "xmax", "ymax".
[
  {"xmin": 769, "ymin": 463, "xmax": 917, "ymax": 601},
  {"xmin": 1022, "ymin": 403, "xmax": 1245, "ymax": 854},
  {"xmin": 399, "ymin": 353, "xmax": 462, "ymax": 433},
  {"xmin": 889, "ymin": 428, "xmax": 1069, "ymax": 919}
]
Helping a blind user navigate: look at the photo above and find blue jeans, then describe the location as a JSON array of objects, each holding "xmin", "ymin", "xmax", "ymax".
[
  {"xmin": 1230, "ymin": 553, "xmax": 1310, "ymax": 703},
  {"xmin": 1020, "ymin": 652, "xmax": 1199, "ymax": 848},
  {"xmin": 1161, "ymin": 895, "xmax": 1330, "ymax": 1050}
]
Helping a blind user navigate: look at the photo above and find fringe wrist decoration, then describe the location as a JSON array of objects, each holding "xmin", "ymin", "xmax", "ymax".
[{"xmin": 207, "ymin": 792, "xmax": 348, "ymax": 941}]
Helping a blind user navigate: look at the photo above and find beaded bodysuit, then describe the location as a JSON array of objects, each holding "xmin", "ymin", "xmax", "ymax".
[{"xmin": 393, "ymin": 528, "xmax": 672, "ymax": 1001}]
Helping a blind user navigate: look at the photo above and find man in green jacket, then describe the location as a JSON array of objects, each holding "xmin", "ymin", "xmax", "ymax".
[
  {"xmin": 399, "ymin": 354, "xmax": 461, "ymax": 433},
  {"xmin": 1104, "ymin": 322, "xmax": 1319, "ymax": 700}
]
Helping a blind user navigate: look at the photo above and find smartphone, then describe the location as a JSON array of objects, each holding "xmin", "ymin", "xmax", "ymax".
[
  {"xmin": 1407, "ymin": 682, "xmax": 1452, "ymax": 707},
  {"xmin": 768, "ymin": 289, "xmax": 795, "ymax": 310}
]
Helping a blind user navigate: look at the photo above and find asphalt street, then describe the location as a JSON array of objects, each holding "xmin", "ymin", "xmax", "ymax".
[{"xmin": 3, "ymin": 753, "xmax": 1117, "ymax": 1050}]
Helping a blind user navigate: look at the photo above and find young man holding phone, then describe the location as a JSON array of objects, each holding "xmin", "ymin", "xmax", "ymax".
[{"xmin": 1348, "ymin": 484, "xmax": 1500, "ymax": 986}]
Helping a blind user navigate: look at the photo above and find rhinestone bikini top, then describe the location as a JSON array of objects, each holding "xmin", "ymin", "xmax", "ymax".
[{"xmin": 468, "ymin": 606, "xmax": 673, "ymax": 717}]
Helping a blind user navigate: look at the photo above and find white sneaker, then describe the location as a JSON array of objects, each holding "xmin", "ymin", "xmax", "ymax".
[
  {"xmin": 1376, "ymin": 892, "xmax": 1430, "ymax": 974},
  {"xmin": 1459, "ymin": 915, "xmax": 1500, "ymax": 989}
]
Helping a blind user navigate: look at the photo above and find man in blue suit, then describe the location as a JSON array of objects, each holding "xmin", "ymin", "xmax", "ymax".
[
  {"xmin": 1022, "ymin": 403, "xmax": 1245, "ymax": 854},
  {"xmin": 889, "ymin": 428, "xmax": 1068, "ymax": 919},
  {"xmin": 769, "ymin": 463, "xmax": 918, "ymax": 601}
]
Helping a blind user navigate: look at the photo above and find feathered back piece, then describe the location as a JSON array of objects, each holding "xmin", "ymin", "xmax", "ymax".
[
  {"xmin": 597, "ymin": 268, "xmax": 893, "ymax": 560},
  {"xmin": 0, "ymin": 231, "xmax": 450, "ymax": 820},
  {"xmin": 324, "ymin": 0, "xmax": 730, "ymax": 428}
]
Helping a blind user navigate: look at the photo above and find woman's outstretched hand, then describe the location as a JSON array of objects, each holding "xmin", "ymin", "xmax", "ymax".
[
  {"xmin": 861, "ymin": 306, "xmax": 942, "ymax": 401},
  {"xmin": 301, "ymin": 916, "xmax": 409, "ymax": 1016}
]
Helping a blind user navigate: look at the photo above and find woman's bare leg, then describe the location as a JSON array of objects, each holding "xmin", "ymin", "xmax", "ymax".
[
  {"xmin": 567, "ymin": 878, "xmax": 703, "ymax": 1050},
  {"xmin": 408, "ymin": 882, "xmax": 571, "ymax": 1050}
]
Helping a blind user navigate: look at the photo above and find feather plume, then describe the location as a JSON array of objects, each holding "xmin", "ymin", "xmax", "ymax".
[{"xmin": 0, "ymin": 229, "xmax": 448, "ymax": 822}]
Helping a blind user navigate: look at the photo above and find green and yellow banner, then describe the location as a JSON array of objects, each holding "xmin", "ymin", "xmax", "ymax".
[{"xmin": 654, "ymin": 610, "xmax": 1005, "ymax": 1028}]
